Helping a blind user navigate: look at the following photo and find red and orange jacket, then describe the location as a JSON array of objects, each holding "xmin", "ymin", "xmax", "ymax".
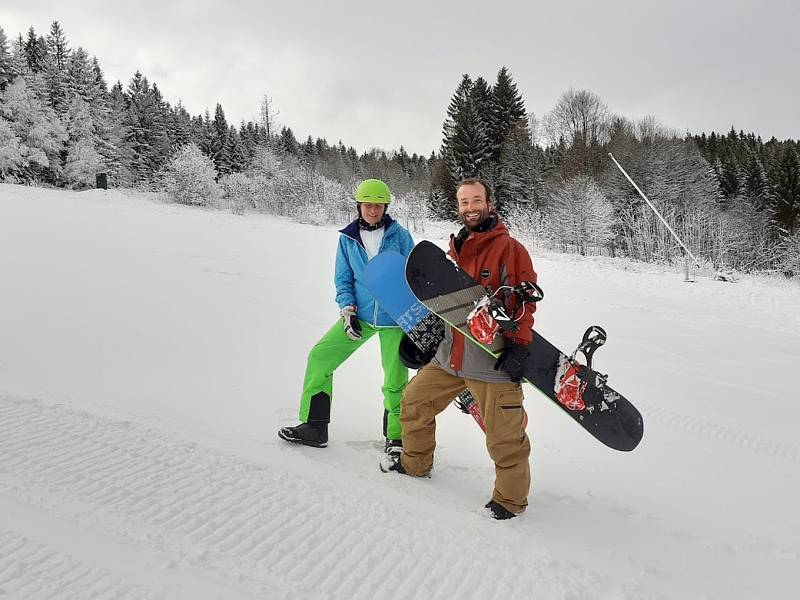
[{"xmin": 432, "ymin": 216, "xmax": 538, "ymax": 382}]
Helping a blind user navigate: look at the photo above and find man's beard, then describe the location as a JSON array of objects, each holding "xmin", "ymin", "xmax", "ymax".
[{"xmin": 459, "ymin": 207, "xmax": 491, "ymax": 231}]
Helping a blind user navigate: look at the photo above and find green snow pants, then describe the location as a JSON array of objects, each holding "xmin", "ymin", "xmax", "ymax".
[{"xmin": 299, "ymin": 320, "xmax": 408, "ymax": 440}]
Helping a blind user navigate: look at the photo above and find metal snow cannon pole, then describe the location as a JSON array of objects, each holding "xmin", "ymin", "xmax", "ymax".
[{"xmin": 608, "ymin": 153, "xmax": 703, "ymax": 277}]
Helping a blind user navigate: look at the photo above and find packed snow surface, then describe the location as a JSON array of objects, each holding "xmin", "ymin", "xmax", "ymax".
[{"xmin": 1, "ymin": 184, "xmax": 798, "ymax": 599}]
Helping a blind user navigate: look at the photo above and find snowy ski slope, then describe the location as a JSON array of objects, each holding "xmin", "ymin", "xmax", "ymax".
[{"xmin": 1, "ymin": 184, "xmax": 798, "ymax": 599}]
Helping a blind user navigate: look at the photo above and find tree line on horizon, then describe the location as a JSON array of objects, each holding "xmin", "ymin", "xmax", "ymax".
[{"xmin": 1, "ymin": 21, "xmax": 798, "ymax": 275}]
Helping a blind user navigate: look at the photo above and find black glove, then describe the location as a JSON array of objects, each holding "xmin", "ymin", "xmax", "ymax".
[
  {"xmin": 341, "ymin": 306, "xmax": 362, "ymax": 340},
  {"xmin": 493, "ymin": 342, "xmax": 529, "ymax": 383},
  {"xmin": 398, "ymin": 334, "xmax": 436, "ymax": 369}
]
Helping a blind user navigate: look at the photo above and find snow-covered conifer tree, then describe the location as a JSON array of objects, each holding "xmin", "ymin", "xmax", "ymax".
[
  {"xmin": 63, "ymin": 97, "xmax": 104, "ymax": 187},
  {"xmin": 769, "ymin": 146, "xmax": 800, "ymax": 235},
  {"xmin": 228, "ymin": 124, "xmax": 247, "ymax": 172},
  {"xmin": 23, "ymin": 27, "xmax": 47, "ymax": 73},
  {"xmin": 497, "ymin": 122, "xmax": 544, "ymax": 215},
  {"xmin": 7, "ymin": 35, "xmax": 28, "ymax": 83},
  {"xmin": 279, "ymin": 126, "xmax": 299, "ymax": 155},
  {"xmin": 738, "ymin": 148, "xmax": 772, "ymax": 210},
  {"xmin": 105, "ymin": 81, "xmax": 135, "ymax": 185},
  {"xmin": 0, "ymin": 27, "xmax": 12, "ymax": 90},
  {"xmin": 123, "ymin": 71, "xmax": 169, "ymax": 183},
  {"xmin": 489, "ymin": 67, "xmax": 526, "ymax": 161},
  {"xmin": 0, "ymin": 77, "xmax": 66, "ymax": 181},
  {"xmin": 42, "ymin": 21, "xmax": 70, "ymax": 115},
  {"xmin": 442, "ymin": 74, "xmax": 492, "ymax": 181},
  {"xmin": 212, "ymin": 103, "xmax": 232, "ymax": 175},
  {"xmin": 0, "ymin": 118, "xmax": 24, "ymax": 177}
]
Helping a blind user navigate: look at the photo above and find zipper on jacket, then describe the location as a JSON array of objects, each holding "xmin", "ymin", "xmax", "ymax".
[
  {"xmin": 371, "ymin": 223, "xmax": 393, "ymax": 326},
  {"xmin": 343, "ymin": 233, "xmax": 368, "ymax": 255},
  {"xmin": 377, "ymin": 224, "xmax": 389, "ymax": 253}
]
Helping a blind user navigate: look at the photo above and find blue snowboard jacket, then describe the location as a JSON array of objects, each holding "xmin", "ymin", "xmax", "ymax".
[{"xmin": 335, "ymin": 215, "xmax": 415, "ymax": 327}]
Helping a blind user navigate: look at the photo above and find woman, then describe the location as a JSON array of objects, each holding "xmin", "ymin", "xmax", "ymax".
[{"xmin": 278, "ymin": 179, "xmax": 414, "ymax": 454}]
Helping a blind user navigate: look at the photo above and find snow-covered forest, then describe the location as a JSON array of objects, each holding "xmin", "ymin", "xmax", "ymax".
[{"xmin": 0, "ymin": 21, "xmax": 798, "ymax": 276}]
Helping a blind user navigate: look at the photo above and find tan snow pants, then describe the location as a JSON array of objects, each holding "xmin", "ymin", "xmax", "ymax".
[{"xmin": 399, "ymin": 364, "xmax": 531, "ymax": 514}]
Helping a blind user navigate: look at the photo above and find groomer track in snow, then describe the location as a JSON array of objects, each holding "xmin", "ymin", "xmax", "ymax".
[{"xmin": 0, "ymin": 396, "xmax": 621, "ymax": 599}]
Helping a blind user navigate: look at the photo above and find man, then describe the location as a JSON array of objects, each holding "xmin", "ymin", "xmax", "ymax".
[
  {"xmin": 383, "ymin": 177, "xmax": 537, "ymax": 520},
  {"xmin": 279, "ymin": 179, "xmax": 414, "ymax": 453}
]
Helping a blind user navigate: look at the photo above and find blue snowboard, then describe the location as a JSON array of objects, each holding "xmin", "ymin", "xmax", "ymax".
[
  {"xmin": 364, "ymin": 251, "xmax": 487, "ymax": 430},
  {"xmin": 364, "ymin": 251, "xmax": 446, "ymax": 353}
]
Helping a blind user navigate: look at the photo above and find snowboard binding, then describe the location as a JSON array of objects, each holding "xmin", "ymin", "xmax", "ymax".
[
  {"xmin": 466, "ymin": 280, "xmax": 543, "ymax": 345},
  {"xmin": 573, "ymin": 325, "xmax": 607, "ymax": 373},
  {"xmin": 467, "ymin": 295, "xmax": 514, "ymax": 344},
  {"xmin": 555, "ymin": 326, "xmax": 609, "ymax": 411},
  {"xmin": 513, "ymin": 280, "xmax": 545, "ymax": 304}
]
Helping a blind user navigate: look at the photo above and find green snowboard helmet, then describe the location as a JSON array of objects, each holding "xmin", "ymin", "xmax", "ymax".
[{"xmin": 355, "ymin": 179, "xmax": 391, "ymax": 204}]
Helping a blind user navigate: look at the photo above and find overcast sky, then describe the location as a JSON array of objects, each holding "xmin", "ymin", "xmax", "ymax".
[{"xmin": 1, "ymin": 0, "xmax": 798, "ymax": 156}]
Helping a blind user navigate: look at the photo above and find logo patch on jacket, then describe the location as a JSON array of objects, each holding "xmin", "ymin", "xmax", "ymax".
[{"xmin": 480, "ymin": 269, "xmax": 491, "ymax": 279}]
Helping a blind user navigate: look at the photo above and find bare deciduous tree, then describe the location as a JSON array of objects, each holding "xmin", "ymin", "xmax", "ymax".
[
  {"xmin": 543, "ymin": 88, "xmax": 610, "ymax": 147},
  {"xmin": 259, "ymin": 94, "xmax": 280, "ymax": 141}
]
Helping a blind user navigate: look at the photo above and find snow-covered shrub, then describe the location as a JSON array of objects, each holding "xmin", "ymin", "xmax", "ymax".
[
  {"xmin": 219, "ymin": 172, "xmax": 255, "ymax": 214},
  {"xmin": 391, "ymin": 190, "xmax": 428, "ymax": 233},
  {"xmin": 504, "ymin": 202, "xmax": 549, "ymax": 250},
  {"xmin": 283, "ymin": 168, "xmax": 350, "ymax": 226},
  {"xmin": 239, "ymin": 145, "xmax": 297, "ymax": 216},
  {"xmin": 249, "ymin": 144, "xmax": 287, "ymax": 179},
  {"xmin": 710, "ymin": 198, "xmax": 775, "ymax": 272},
  {"xmin": 64, "ymin": 139, "xmax": 104, "ymax": 189},
  {"xmin": 776, "ymin": 232, "xmax": 800, "ymax": 277},
  {"xmin": 162, "ymin": 144, "xmax": 221, "ymax": 207},
  {"xmin": 245, "ymin": 174, "xmax": 278, "ymax": 214},
  {"xmin": 545, "ymin": 176, "xmax": 615, "ymax": 255}
]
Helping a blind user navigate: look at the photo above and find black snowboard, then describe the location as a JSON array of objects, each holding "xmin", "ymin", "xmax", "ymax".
[{"xmin": 405, "ymin": 240, "xmax": 643, "ymax": 452}]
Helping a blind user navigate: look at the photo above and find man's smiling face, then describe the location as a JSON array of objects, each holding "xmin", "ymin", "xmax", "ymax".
[{"xmin": 457, "ymin": 182, "xmax": 491, "ymax": 230}]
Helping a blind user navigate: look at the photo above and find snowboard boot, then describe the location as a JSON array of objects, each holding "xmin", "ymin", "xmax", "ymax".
[
  {"xmin": 278, "ymin": 422, "xmax": 328, "ymax": 448},
  {"xmin": 384, "ymin": 438, "xmax": 403, "ymax": 455},
  {"xmin": 379, "ymin": 450, "xmax": 407, "ymax": 474},
  {"xmin": 485, "ymin": 500, "xmax": 517, "ymax": 520}
]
